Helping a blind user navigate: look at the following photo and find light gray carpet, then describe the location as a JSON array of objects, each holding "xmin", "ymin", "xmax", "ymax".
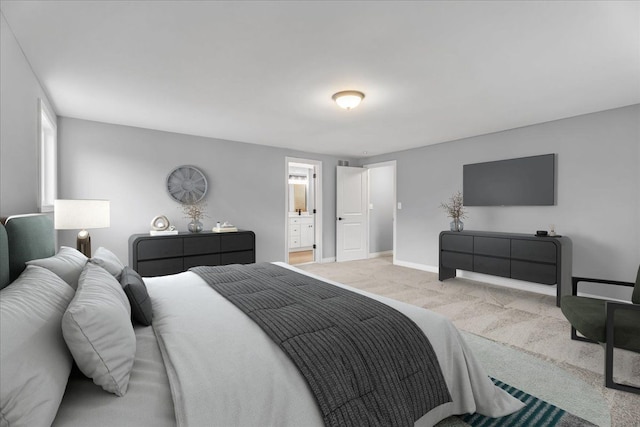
[{"xmin": 299, "ymin": 257, "xmax": 640, "ymax": 426}]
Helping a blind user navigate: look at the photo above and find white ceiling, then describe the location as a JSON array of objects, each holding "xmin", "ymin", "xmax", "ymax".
[{"xmin": 2, "ymin": 1, "xmax": 639, "ymax": 158}]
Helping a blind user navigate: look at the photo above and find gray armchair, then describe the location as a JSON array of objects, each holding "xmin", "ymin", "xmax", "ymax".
[{"xmin": 560, "ymin": 265, "xmax": 640, "ymax": 394}]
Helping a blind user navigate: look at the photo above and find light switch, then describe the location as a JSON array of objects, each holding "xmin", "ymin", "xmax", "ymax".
[
  {"xmin": 397, "ymin": 202, "xmax": 402, "ymax": 209},
  {"xmin": 369, "ymin": 203, "xmax": 374, "ymax": 209}
]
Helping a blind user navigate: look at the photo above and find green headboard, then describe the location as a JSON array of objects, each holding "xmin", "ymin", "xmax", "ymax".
[
  {"xmin": 0, "ymin": 223, "xmax": 9, "ymax": 289},
  {"xmin": 3, "ymin": 215, "xmax": 56, "ymax": 284}
]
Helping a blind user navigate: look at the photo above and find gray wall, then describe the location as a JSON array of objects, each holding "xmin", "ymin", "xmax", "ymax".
[
  {"xmin": 57, "ymin": 117, "xmax": 351, "ymax": 264},
  {"xmin": 367, "ymin": 164, "xmax": 394, "ymax": 254},
  {"xmin": 0, "ymin": 14, "xmax": 56, "ymax": 216},
  {"xmin": 2, "ymin": 9, "xmax": 637, "ymax": 300},
  {"xmin": 362, "ymin": 105, "xmax": 640, "ymax": 299}
]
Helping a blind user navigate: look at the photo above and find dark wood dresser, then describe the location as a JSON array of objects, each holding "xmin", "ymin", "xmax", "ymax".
[
  {"xmin": 439, "ymin": 230, "xmax": 572, "ymax": 306},
  {"xmin": 129, "ymin": 231, "xmax": 255, "ymax": 277}
]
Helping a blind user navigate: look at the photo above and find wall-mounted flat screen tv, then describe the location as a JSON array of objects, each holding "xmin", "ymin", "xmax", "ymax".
[{"xmin": 463, "ymin": 154, "xmax": 555, "ymax": 206}]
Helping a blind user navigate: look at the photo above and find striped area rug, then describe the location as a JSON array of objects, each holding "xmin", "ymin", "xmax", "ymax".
[{"xmin": 461, "ymin": 378, "xmax": 597, "ymax": 427}]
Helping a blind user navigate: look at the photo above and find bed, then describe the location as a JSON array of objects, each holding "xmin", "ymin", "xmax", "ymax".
[{"xmin": 0, "ymin": 215, "xmax": 523, "ymax": 427}]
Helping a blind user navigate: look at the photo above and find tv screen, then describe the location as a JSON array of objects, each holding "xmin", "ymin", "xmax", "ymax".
[{"xmin": 463, "ymin": 154, "xmax": 555, "ymax": 206}]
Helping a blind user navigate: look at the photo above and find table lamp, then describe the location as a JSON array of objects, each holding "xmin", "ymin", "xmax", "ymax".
[{"xmin": 54, "ymin": 199, "xmax": 110, "ymax": 257}]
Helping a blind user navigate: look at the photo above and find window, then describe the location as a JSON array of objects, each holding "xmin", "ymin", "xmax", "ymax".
[{"xmin": 38, "ymin": 99, "xmax": 57, "ymax": 212}]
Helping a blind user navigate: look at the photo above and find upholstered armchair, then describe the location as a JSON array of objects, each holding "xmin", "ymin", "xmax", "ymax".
[{"xmin": 560, "ymin": 265, "xmax": 640, "ymax": 394}]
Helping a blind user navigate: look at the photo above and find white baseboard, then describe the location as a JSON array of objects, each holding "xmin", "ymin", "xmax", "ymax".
[
  {"xmin": 368, "ymin": 250, "xmax": 393, "ymax": 258},
  {"xmin": 393, "ymin": 260, "xmax": 439, "ymax": 274},
  {"xmin": 322, "ymin": 257, "xmax": 336, "ymax": 263}
]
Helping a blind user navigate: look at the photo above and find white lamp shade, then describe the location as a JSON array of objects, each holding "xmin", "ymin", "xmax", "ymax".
[{"xmin": 54, "ymin": 200, "xmax": 110, "ymax": 230}]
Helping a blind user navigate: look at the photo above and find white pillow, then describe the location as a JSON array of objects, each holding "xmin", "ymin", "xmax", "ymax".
[
  {"xmin": 0, "ymin": 265, "xmax": 75, "ymax": 426},
  {"xmin": 90, "ymin": 247, "xmax": 125, "ymax": 279},
  {"xmin": 26, "ymin": 246, "xmax": 88, "ymax": 289},
  {"xmin": 62, "ymin": 263, "xmax": 135, "ymax": 396}
]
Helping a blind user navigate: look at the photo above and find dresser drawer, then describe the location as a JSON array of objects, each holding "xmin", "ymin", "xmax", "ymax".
[
  {"xmin": 511, "ymin": 260, "xmax": 557, "ymax": 285},
  {"xmin": 221, "ymin": 233, "xmax": 254, "ymax": 252},
  {"xmin": 441, "ymin": 234, "xmax": 473, "ymax": 253},
  {"xmin": 474, "ymin": 237, "xmax": 510, "ymax": 257},
  {"xmin": 511, "ymin": 240, "xmax": 556, "ymax": 263},
  {"xmin": 136, "ymin": 238, "xmax": 183, "ymax": 261},
  {"xmin": 221, "ymin": 250, "xmax": 255, "ymax": 265},
  {"xmin": 441, "ymin": 251, "xmax": 473, "ymax": 270},
  {"xmin": 184, "ymin": 235, "xmax": 221, "ymax": 256},
  {"xmin": 137, "ymin": 258, "xmax": 183, "ymax": 277},
  {"xmin": 183, "ymin": 254, "xmax": 222, "ymax": 269},
  {"xmin": 474, "ymin": 255, "xmax": 510, "ymax": 278}
]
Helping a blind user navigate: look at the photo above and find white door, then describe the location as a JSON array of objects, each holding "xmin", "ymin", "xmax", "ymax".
[{"xmin": 336, "ymin": 166, "xmax": 368, "ymax": 262}]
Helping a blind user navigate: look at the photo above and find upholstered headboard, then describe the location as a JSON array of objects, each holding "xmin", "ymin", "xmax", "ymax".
[
  {"xmin": 0, "ymin": 214, "xmax": 56, "ymax": 288},
  {"xmin": 0, "ymin": 223, "xmax": 9, "ymax": 289}
]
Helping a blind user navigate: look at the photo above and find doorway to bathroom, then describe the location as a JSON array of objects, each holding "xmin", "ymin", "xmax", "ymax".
[{"xmin": 285, "ymin": 157, "xmax": 322, "ymax": 265}]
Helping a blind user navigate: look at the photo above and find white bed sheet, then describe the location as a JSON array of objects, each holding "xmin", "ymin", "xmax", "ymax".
[
  {"xmin": 53, "ymin": 325, "xmax": 176, "ymax": 426},
  {"xmin": 148, "ymin": 263, "xmax": 523, "ymax": 427}
]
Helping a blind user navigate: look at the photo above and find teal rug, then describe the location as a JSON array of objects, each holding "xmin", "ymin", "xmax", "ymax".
[
  {"xmin": 460, "ymin": 378, "xmax": 596, "ymax": 427},
  {"xmin": 459, "ymin": 332, "xmax": 609, "ymax": 426}
]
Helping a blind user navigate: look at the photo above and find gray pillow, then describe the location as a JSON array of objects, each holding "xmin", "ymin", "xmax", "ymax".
[
  {"xmin": 62, "ymin": 263, "xmax": 136, "ymax": 396},
  {"xmin": 0, "ymin": 265, "xmax": 75, "ymax": 426},
  {"xmin": 26, "ymin": 246, "xmax": 88, "ymax": 289},
  {"xmin": 120, "ymin": 266, "xmax": 153, "ymax": 326},
  {"xmin": 90, "ymin": 247, "xmax": 125, "ymax": 279}
]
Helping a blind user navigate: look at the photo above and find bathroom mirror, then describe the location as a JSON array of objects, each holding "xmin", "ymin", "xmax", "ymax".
[
  {"xmin": 292, "ymin": 184, "xmax": 306, "ymax": 212},
  {"xmin": 288, "ymin": 164, "xmax": 313, "ymax": 213}
]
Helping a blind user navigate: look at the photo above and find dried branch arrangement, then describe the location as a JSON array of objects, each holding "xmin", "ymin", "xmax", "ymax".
[{"xmin": 440, "ymin": 191, "xmax": 467, "ymax": 220}]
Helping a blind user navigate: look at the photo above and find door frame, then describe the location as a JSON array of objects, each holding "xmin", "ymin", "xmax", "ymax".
[
  {"xmin": 363, "ymin": 160, "xmax": 397, "ymax": 264},
  {"xmin": 285, "ymin": 157, "xmax": 323, "ymax": 264}
]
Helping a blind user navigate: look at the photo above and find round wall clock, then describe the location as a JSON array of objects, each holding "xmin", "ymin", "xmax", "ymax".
[{"xmin": 166, "ymin": 165, "xmax": 208, "ymax": 204}]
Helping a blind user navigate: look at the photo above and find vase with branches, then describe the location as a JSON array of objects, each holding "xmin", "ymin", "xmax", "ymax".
[
  {"xmin": 440, "ymin": 191, "xmax": 467, "ymax": 231},
  {"xmin": 181, "ymin": 201, "xmax": 209, "ymax": 233}
]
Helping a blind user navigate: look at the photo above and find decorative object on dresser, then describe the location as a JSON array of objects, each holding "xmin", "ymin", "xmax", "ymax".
[
  {"xmin": 166, "ymin": 165, "xmax": 208, "ymax": 204},
  {"xmin": 212, "ymin": 221, "xmax": 237, "ymax": 233},
  {"xmin": 440, "ymin": 191, "xmax": 467, "ymax": 232},
  {"xmin": 439, "ymin": 230, "xmax": 572, "ymax": 307},
  {"xmin": 149, "ymin": 215, "xmax": 177, "ymax": 236},
  {"xmin": 54, "ymin": 199, "xmax": 110, "ymax": 257},
  {"xmin": 150, "ymin": 215, "xmax": 169, "ymax": 230},
  {"xmin": 181, "ymin": 200, "xmax": 208, "ymax": 233},
  {"xmin": 129, "ymin": 230, "xmax": 255, "ymax": 276}
]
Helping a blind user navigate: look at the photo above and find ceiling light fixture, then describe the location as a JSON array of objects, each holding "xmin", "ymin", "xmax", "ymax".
[{"xmin": 332, "ymin": 90, "xmax": 365, "ymax": 110}]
